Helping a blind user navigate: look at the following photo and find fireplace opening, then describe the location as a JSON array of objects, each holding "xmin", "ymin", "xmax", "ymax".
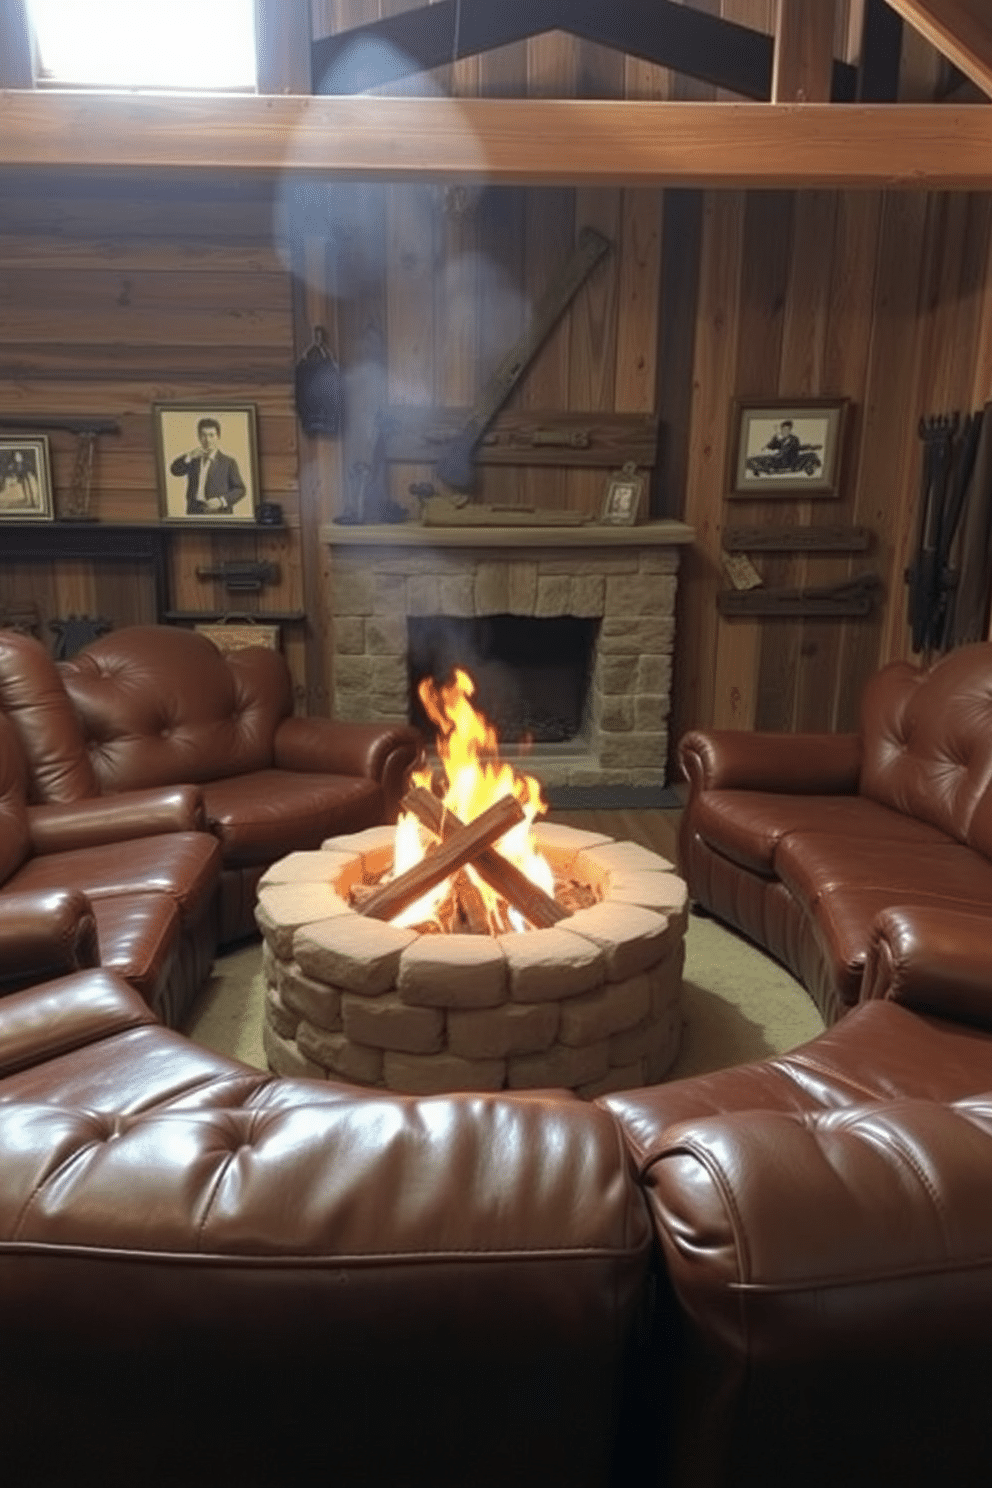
[{"xmin": 408, "ymin": 615, "xmax": 598, "ymax": 746}]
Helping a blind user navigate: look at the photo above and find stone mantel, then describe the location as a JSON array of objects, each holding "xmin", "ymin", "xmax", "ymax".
[{"xmin": 321, "ymin": 520, "xmax": 694, "ymax": 549}]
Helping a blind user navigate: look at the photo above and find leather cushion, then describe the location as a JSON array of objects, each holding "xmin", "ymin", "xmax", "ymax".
[
  {"xmin": 202, "ymin": 771, "xmax": 383, "ymax": 867},
  {"xmin": 6, "ymin": 832, "xmax": 221, "ymax": 928},
  {"xmin": 691, "ymin": 789, "xmax": 950, "ymax": 876}
]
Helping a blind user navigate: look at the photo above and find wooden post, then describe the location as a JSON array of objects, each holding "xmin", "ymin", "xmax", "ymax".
[{"xmin": 772, "ymin": 0, "xmax": 836, "ymax": 102}]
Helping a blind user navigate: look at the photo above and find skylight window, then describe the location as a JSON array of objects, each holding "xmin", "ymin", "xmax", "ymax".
[{"xmin": 27, "ymin": 0, "xmax": 257, "ymax": 91}]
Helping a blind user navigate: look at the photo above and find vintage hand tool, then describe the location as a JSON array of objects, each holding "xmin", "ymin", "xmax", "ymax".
[
  {"xmin": 906, "ymin": 413, "xmax": 958, "ymax": 652},
  {"xmin": 434, "ymin": 226, "xmax": 612, "ymax": 491}
]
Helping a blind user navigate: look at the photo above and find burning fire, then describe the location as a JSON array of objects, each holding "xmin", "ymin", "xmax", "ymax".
[{"xmin": 392, "ymin": 668, "xmax": 555, "ymax": 932}]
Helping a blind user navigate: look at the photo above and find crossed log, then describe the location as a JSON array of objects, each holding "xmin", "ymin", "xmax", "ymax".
[{"xmin": 357, "ymin": 786, "xmax": 566, "ymax": 928}]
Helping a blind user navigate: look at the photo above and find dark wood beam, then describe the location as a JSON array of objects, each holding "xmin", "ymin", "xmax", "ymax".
[
  {"xmin": 859, "ymin": 0, "xmax": 905, "ymax": 100},
  {"xmin": 311, "ymin": 0, "xmax": 562, "ymax": 94},
  {"xmin": 311, "ymin": 0, "xmax": 857, "ymax": 102},
  {"xmin": 0, "ymin": 0, "xmax": 33, "ymax": 88}
]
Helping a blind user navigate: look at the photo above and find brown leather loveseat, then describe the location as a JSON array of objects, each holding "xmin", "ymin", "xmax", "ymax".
[
  {"xmin": 0, "ymin": 624, "xmax": 423, "ymax": 1025},
  {"xmin": 678, "ymin": 640, "xmax": 992, "ymax": 1023}
]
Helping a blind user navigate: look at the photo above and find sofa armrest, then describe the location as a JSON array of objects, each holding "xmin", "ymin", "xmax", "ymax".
[
  {"xmin": 274, "ymin": 715, "xmax": 424, "ymax": 779},
  {"xmin": 646, "ymin": 1094, "xmax": 992, "ymax": 1362},
  {"xmin": 0, "ymin": 967, "xmax": 156, "ymax": 1075},
  {"xmin": 27, "ymin": 785, "xmax": 205, "ymax": 856},
  {"xmin": 0, "ymin": 888, "xmax": 100, "ymax": 994},
  {"xmin": 862, "ymin": 904, "xmax": 992, "ymax": 1027},
  {"xmin": 679, "ymin": 728, "xmax": 862, "ymax": 796}
]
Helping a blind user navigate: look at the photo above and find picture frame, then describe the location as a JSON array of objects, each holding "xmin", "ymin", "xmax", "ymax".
[
  {"xmin": 154, "ymin": 402, "xmax": 260, "ymax": 524},
  {"xmin": 0, "ymin": 437, "xmax": 54, "ymax": 521},
  {"xmin": 729, "ymin": 399, "xmax": 849, "ymax": 497},
  {"xmin": 600, "ymin": 462, "xmax": 644, "ymax": 525}
]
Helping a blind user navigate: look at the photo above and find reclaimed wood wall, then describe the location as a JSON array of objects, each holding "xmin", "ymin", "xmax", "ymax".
[
  {"xmin": 3, "ymin": 1, "xmax": 992, "ymax": 764},
  {"xmin": 0, "ymin": 173, "xmax": 308, "ymax": 697}
]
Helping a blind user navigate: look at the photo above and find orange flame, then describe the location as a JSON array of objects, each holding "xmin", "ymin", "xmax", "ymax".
[{"xmin": 393, "ymin": 669, "xmax": 554, "ymax": 930}]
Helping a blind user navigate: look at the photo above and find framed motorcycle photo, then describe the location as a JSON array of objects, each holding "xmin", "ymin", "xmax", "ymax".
[{"xmin": 729, "ymin": 399, "xmax": 849, "ymax": 497}]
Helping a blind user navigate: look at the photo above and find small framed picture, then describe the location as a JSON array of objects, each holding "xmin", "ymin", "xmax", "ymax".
[
  {"xmin": 730, "ymin": 399, "xmax": 849, "ymax": 497},
  {"xmin": 0, "ymin": 438, "xmax": 54, "ymax": 521},
  {"xmin": 154, "ymin": 403, "xmax": 260, "ymax": 524},
  {"xmin": 600, "ymin": 462, "xmax": 644, "ymax": 525}
]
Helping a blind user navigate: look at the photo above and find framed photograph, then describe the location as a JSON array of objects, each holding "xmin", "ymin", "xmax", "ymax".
[
  {"xmin": 600, "ymin": 462, "xmax": 644, "ymax": 525},
  {"xmin": 0, "ymin": 438, "xmax": 54, "ymax": 521},
  {"xmin": 730, "ymin": 399, "xmax": 849, "ymax": 497},
  {"xmin": 154, "ymin": 403, "xmax": 259, "ymax": 524}
]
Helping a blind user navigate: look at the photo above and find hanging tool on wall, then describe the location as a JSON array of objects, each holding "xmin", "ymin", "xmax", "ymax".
[
  {"xmin": 904, "ymin": 411, "xmax": 979, "ymax": 655},
  {"xmin": 433, "ymin": 225, "xmax": 612, "ymax": 492}
]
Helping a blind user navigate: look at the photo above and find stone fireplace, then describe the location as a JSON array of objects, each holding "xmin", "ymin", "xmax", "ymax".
[{"xmin": 324, "ymin": 522, "xmax": 693, "ymax": 788}]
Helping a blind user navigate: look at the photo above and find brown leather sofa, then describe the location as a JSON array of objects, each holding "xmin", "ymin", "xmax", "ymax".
[
  {"xmin": 0, "ymin": 935, "xmax": 653, "ymax": 1488},
  {"xmin": 678, "ymin": 640, "xmax": 992, "ymax": 1023},
  {"xmin": 4, "ymin": 894, "xmax": 992, "ymax": 1487},
  {"xmin": 0, "ymin": 623, "xmax": 423, "ymax": 948}
]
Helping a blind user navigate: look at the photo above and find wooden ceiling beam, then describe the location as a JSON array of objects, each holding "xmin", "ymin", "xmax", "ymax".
[
  {"xmin": 883, "ymin": 0, "xmax": 992, "ymax": 97},
  {"xmin": 772, "ymin": 0, "xmax": 836, "ymax": 102},
  {"xmin": 1, "ymin": 93, "xmax": 991, "ymax": 190}
]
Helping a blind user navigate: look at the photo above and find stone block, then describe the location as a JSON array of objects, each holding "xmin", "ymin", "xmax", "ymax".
[
  {"xmin": 341, "ymin": 991, "xmax": 444, "ymax": 1054},
  {"xmin": 332, "ymin": 570, "xmax": 375, "ymax": 616},
  {"xmin": 333, "ymin": 617, "xmax": 366, "ymax": 655},
  {"xmin": 564, "ymin": 901, "xmax": 675, "ymax": 982},
  {"xmin": 599, "ymin": 733, "xmax": 667, "ymax": 770},
  {"xmin": 597, "ymin": 655, "xmax": 639, "ymax": 694},
  {"xmin": 383, "ymin": 1050, "xmax": 506, "ymax": 1095},
  {"xmin": 371, "ymin": 654, "xmax": 407, "ymax": 694},
  {"xmin": 535, "ymin": 575, "xmax": 572, "ymax": 616},
  {"xmin": 294, "ymin": 914, "xmax": 418, "ymax": 996},
  {"xmin": 373, "ymin": 573, "xmax": 407, "ymax": 614},
  {"xmin": 407, "ymin": 576, "xmax": 441, "ymax": 616},
  {"xmin": 594, "ymin": 694, "xmax": 635, "ymax": 732},
  {"xmin": 507, "ymin": 1037, "xmax": 610, "ymax": 1090},
  {"xmin": 439, "ymin": 575, "xmax": 475, "ymax": 616},
  {"xmin": 638, "ymin": 654, "xmax": 672, "ymax": 694},
  {"xmin": 598, "ymin": 616, "xmax": 675, "ymax": 654},
  {"xmin": 296, "ymin": 1023, "xmax": 384, "ymax": 1085},
  {"xmin": 398, "ymin": 935, "xmax": 509, "ymax": 1008},
  {"xmin": 447, "ymin": 1000, "xmax": 559, "ymax": 1059},
  {"xmin": 334, "ymin": 655, "xmax": 374, "ymax": 694},
  {"xmin": 635, "ymin": 694, "xmax": 670, "ymax": 731},
  {"xmin": 497, "ymin": 926, "xmax": 605, "ymax": 1002},
  {"xmin": 558, "ymin": 973, "xmax": 651, "ymax": 1046},
  {"xmin": 475, "ymin": 563, "xmax": 510, "ymax": 614},
  {"xmin": 334, "ymin": 693, "xmax": 371, "ymax": 722},
  {"xmin": 259, "ymin": 851, "xmax": 353, "ymax": 890},
  {"xmin": 605, "ymin": 573, "xmax": 677, "ymax": 618},
  {"xmin": 507, "ymin": 562, "xmax": 538, "ymax": 614},
  {"xmin": 265, "ymin": 983, "xmax": 300, "ymax": 1041},
  {"xmin": 576, "ymin": 841, "xmax": 674, "ymax": 877},
  {"xmin": 571, "ymin": 574, "xmax": 606, "ymax": 616},
  {"xmin": 277, "ymin": 963, "xmax": 343, "ymax": 1031},
  {"xmin": 608, "ymin": 872, "xmax": 685, "ymax": 917},
  {"xmin": 366, "ymin": 614, "xmax": 407, "ymax": 656},
  {"xmin": 262, "ymin": 1021, "xmax": 324, "ymax": 1079},
  {"xmin": 255, "ymin": 883, "xmax": 353, "ymax": 960}
]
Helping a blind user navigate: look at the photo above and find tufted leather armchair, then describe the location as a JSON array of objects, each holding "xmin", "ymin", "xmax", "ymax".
[{"xmin": 0, "ymin": 625, "xmax": 424, "ymax": 947}]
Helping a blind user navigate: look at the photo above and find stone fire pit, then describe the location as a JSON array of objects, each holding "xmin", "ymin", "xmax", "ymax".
[{"xmin": 257, "ymin": 822, "xmax": 687, "ymax": 1098}]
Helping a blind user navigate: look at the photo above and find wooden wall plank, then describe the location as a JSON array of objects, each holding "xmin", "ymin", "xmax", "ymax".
[{"xmin": 678, "ymin": 191, "xmax": 747, "ymax": 735}]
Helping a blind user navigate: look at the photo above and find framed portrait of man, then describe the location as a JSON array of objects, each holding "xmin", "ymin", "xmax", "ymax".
[{"xmin": 154, "ymin": 403, "xmax": 260, "ymax": 524}]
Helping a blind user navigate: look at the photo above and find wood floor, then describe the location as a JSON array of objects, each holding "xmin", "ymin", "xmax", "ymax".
[{"xmin": 545, "ymin": 807, "xmax": 681, "ymax": 865}]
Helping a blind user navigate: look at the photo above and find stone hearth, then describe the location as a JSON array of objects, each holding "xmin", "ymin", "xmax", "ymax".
[
  {"xmin": 257, "ymin": 822, "xmax": 688, "ymax": 1098},
  {"xmin": 324, "ymin": 521, "xmax": 693, "ymax": 789}
]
